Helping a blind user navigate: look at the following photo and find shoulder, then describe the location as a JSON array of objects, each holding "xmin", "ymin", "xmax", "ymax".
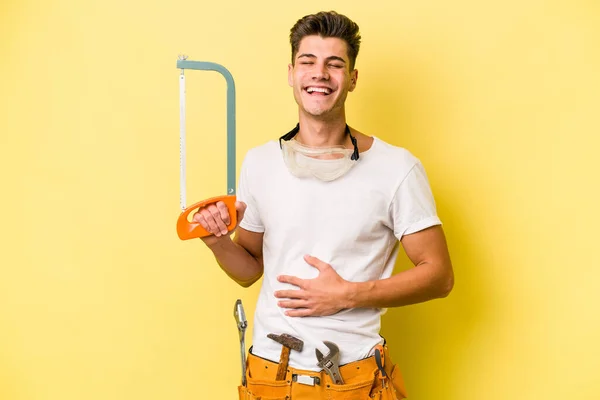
[
  {"xmin": 368, "ymin": 136, "xmax": 421, "ymax": 171},
  {"xmin": 242, "ymin": 140, "xmax": 280, "ymax": 167},
  {"xmin": 356, "ymin": 136, "xmax": 430, "ymax": 193}
]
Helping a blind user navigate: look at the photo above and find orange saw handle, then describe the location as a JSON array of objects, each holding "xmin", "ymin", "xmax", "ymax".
[{"xmin": 176, "ymin": 195, "xmax": 237, "ymax": 240}]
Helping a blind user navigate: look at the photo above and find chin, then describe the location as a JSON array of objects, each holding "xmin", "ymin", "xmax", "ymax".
[{"xmin": 302, "ymin": 105, "xmax": 333, "ymax": 117}]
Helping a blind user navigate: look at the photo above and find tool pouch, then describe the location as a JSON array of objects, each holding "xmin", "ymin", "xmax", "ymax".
[
  {"xmin": 238, "ymin": 379, "xmax": 290, "ymax": 400},
  {"xmin": 238, "ymin": 346, "xmax": 408, "ymax": 400},
  {"xmin": 238, "ymin": 384, "xmax": 288, "ymax": 400},
  {"xmin": 367, "ymin": 365, "xmax": 407, "ymax": 399},
  {"xmin": 368, "ymin": 346, "xmax": 408, "ymax": 400},
  {"xmin": 238, "ymin": 355, "xmax": 290, "ymax": 400}
]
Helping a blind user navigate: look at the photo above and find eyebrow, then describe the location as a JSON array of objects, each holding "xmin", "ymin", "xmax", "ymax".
[{"xmin": 297, "ymin": 53, "xmax": 346, "ymax": 64}]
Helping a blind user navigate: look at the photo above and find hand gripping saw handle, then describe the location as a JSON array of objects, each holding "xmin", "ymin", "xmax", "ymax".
[{"xmin": 176, "ymin": 56, "xmax": 237, "ymax": 240}]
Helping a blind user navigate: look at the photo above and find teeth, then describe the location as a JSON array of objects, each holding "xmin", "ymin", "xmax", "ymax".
[{"xmin": 306, "ymin": 87, "xmax": 331, "ymax": 94}]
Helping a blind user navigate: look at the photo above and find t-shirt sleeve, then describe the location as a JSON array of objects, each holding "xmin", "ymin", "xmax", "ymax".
[
  {"xmin": 236, "ymin": 153, "xmax": 265, "ymax": 233},
  {"xmin": 390, "ymin": 161, "xmax": 442, "ymax": 241}
]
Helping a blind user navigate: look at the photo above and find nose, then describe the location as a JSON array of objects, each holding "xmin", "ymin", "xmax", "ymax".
[{"xmin": 311, "ymin": 62, "xmax": 329, "ymax": 80}]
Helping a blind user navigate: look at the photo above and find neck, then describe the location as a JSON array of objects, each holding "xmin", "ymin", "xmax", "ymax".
[{"xmin": 296, "ymin": 111, "xmax": 349, "ymax": 147}]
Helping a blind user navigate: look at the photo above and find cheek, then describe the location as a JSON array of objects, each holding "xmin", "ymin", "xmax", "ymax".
[
  {"xmin": 334, "ymin": 73, "xmax": 350, "ymax": 88},
  {"xmin": 289, "ymin": 72, "xmax": 302, "ymax": 88}
]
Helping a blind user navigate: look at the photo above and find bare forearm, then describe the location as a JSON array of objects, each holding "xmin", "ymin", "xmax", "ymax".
[
  {"xmin": 347, "ymin": 262, "xmax": 453, "ymax": 308},
  {"xmin": 206, "ymin": 236, "xmax": 263, "ymax": 287}
]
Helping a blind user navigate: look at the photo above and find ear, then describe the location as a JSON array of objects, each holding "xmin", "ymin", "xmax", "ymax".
[
  {"xmin": 288, "ymin": 63, "xmax": 294, "ymax": 87},
  {"xmin": 349, "ymin": 69, "xmax": 358, "ymax": 92}
]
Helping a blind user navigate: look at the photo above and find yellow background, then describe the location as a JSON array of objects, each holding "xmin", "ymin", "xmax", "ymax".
[{"xmin": 1, "ymin": 0, "xmax": 599, "ymax": 399}]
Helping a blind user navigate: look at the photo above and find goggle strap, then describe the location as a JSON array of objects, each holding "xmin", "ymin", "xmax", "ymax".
[{"xmin": 278, "ymin": 123, "xmax": 360, "ymax": 161}]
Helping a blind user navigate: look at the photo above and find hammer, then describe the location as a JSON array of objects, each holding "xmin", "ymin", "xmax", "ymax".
[{"xmin": 267, "ymin": 333, "xmax": 304, "ymax": 380}]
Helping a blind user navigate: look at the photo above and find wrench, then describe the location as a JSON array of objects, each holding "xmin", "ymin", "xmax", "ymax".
[
  {"xmin": 234, "ymin": 299, "xmax": 247, "ymax": 386},
  {"xmin": 315, "ymin": 341, "xmax": 345, "ymax": 385}
]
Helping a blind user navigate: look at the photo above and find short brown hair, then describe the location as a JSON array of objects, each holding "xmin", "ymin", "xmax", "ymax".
[{"xmin": 290, "ymin": 11, "xmax": 361, "ymax": 70}]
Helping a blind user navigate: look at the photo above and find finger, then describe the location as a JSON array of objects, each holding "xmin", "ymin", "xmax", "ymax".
[
  {"xmin": 277, "ymin": 275, "xmax": 305, "ymax": 289},
  {"xmin": 274, "ymin": 290, "xmax": 307, "ymax": 299},
  {"xmin": 285, "ymin": 308, "xmax": 313, "ymax": 317},
  {"xmin": 207, "ymin": 204, "xmax": 228, "ymax": 235},
  {"xmin": 216, "ymin": 201, "xmax": 231, "ymax": 225},
  {"xmin": 192, "ymin": 212, "xmax": 209, "ymax": 230},
  {"xmin": 278, "ymin": 299, "xmax": 309, "ymax": 309},
  {"xmin": 303, "ymin": 255, "xmax": 331, "ymax": 272},
  {"xmin": 235, "ymin": 201, "xmax": 247, "ymax": 223},
  {"xmin": 199, "ymin": 209, "xmax": 222, "ymax": 236}
]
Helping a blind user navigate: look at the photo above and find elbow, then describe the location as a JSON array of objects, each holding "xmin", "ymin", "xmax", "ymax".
[
  {"xmin": 236, "ymin": 272, "xmax": 263, "ymax": 288},
  {"xmin": 237, "ymin": 280, "xmax": 255, "ymax": 288},
  {"xmin": 438, "ymin": 272, "xmax": 454, "ymax": 298}
]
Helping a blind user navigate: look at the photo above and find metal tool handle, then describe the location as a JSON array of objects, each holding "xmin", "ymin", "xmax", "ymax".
[
  {"xmin": 234, "ymin": 299, "xmax": 247, "ymax": 333},
  {"xmin": 234, "ymin": 299, "xmax": 247, "ymax": 386}
]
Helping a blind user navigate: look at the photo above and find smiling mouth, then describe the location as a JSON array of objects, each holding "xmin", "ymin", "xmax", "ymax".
[{"xmin": 305, "ymin": 87, "xmax": 333, "ymax": 95}]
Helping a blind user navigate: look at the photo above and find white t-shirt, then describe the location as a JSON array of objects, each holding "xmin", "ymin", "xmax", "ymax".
[{"xmin": 237, "ymin": 136, "xmax": 442, "ymax": 370}]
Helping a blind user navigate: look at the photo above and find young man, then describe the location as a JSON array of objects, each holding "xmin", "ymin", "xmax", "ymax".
[{"xmin": 194, "ymin": 11, "xmax": 454, "ymax": 400}]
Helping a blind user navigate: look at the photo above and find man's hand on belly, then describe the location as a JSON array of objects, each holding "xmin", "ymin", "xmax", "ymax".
[{"xmin": 274, "ymin": 255, "xmax": 352, "ymax": 317}]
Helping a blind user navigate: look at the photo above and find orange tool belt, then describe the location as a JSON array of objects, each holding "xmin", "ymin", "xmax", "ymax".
[{"xmin": 238, "ymin": 345, "xmax": 408, "ymax": 400}]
